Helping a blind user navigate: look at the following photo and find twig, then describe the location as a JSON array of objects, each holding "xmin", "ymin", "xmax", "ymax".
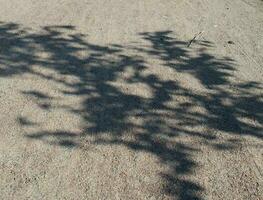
[{"xmin": 187, "ymin": 31, "xmax": 203, "ymax": 47}]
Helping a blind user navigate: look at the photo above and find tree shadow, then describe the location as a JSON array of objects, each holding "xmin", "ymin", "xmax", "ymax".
[{"xmin": 1, "ymin": 21, "xmax": 262, "ymax": 199}]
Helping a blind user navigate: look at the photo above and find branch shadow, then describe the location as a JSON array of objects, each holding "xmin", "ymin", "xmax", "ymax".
[{"xmin": 1, "ymin": 21, "xmax": 262, "ymax": 199}]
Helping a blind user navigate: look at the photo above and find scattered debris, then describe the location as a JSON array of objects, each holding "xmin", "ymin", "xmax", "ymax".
[{"xmin": 228, "ymin": 40, "xmax": 235, "ymax": 45}]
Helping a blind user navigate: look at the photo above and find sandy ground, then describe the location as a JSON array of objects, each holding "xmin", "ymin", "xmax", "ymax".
[{"xmin": 0, "ymin": 0, "xmax": 262, "ymax": 199}]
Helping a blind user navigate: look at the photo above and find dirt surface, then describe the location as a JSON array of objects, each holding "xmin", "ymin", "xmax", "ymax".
[{"xmin": 0, "ymin": 0, "xmax": 262, "ymax": 199}]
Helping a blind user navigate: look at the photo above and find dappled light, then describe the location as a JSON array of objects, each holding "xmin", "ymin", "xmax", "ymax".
[{"xmin": 1, "ymin": 21, "xmax": 262, "ymax": 199}]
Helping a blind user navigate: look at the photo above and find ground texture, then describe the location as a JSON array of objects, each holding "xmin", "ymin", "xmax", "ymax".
[{"xmin": 0, "ymin": 0, "xmax": 262, "ymax": 199}]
